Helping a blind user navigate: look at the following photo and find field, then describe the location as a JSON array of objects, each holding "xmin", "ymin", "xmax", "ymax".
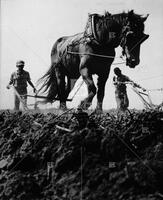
[{"xmin": 0, "ymin": 108, "xmax": 163, "ymax": 200}]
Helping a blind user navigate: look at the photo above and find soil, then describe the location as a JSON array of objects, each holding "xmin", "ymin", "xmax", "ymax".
[{"xmin": 0, "ymin": 109, "xmax": 163, "ymax": 200}]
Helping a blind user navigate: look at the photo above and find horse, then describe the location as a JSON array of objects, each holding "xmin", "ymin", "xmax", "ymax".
[{"xmin": 38, "ymin": 10, "xmax": 149, "ymax": 111}]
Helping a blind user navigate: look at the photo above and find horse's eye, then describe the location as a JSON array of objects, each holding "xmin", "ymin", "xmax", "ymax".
[
  {"xmin": 126, "ymin": 33, "xmax": 134, "ymax": 44},
  {"xmin": 126, "ymin": 32, "xmax": 133, "ymax": 39}
]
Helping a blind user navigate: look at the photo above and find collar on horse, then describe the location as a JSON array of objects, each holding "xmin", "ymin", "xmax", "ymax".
[
  {"xmin": 84, "ymin": 13, "xmax": 122, "ymax": 47},
  {"xmin": 84, "ymin": 13, "xmax": 104, "ymax": 46},
  {"xmin": 89, "ymin": 14, "xmax": 101, "ymax": 45},
  {"xmin": 84, "ymin": 13, "xmax": 131, "ymax": 48}
]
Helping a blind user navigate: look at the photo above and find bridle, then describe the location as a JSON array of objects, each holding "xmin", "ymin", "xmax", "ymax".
[
  {"xmin": 119, "ymin": 21, "xmax": 147, "ymax": 55},
  {"xmin": 120, "ymin": 22, "xmax": 134, "ymax": 54}
]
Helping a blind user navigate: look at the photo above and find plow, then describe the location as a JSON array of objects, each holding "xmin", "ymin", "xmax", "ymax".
[
  {"xmin": 12, "ymin": 84, "xmax": 76, "ymax": 111},
  {"xmin": 12, "ymin": 81, "xmax": 163, "ymax": 111},
  {"xmin": 127, "ymin": 82, "xmax": 163, "ymax": 110},
  {"xmin": 131, "ymin": 84, "xmax": 163, "ymax": 110}
]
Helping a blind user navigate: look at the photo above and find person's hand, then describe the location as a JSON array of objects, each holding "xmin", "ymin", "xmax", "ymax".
[
  {"xmin": 6, "ymin": 85, "xmax": 11, "ymax": 89},
  {"xmin": 132, "ymin": 83, "xmax": 137, "ymax": 87}
]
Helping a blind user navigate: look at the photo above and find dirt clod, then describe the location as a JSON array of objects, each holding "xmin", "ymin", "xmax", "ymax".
[{"xmin": 0, "ymin": 109, "xmax": 163, "ymax": 199}]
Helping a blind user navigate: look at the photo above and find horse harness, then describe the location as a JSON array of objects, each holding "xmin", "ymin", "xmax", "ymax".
[
  {"xmin": 66, "ymin": 13, "xmax": 137, "ymax": 56},
  {"xmin": 84, "ymin": 14, "xmax": 132, "ymax": 48}
]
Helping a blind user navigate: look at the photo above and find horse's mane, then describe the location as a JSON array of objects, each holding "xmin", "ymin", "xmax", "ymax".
[
  {"xmin": 103, "ymin": 11, "xmax": 127, "ymax": 25},
  {"xmin": 100, "ymin": 10, "xmax": 145, "ymax": 32},
  {"xmin": 90, "ymin": 10, "xmax": 145, "ymax": 44}
]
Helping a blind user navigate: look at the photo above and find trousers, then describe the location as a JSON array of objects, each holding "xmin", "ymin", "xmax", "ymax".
[
  {"xmin": 115, "ymin": 91, "xmax": 129, "ymax": 111},
  {"xmin": 14, "ymin": 87, "xmax": 27, "ymax": 110}
]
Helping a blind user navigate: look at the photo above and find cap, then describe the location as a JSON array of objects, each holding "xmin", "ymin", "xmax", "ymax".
[
  {"xmin": 114, "ymin": 67, "xmax": 121, "ymax": 74},
  {"xmin": 16, "ymin": 60, "xmax": 25, "ymax": 67}
]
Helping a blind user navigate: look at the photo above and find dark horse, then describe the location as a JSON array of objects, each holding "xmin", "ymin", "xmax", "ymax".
[{"xmin": 38, "ymin": 10, "xmax": 149, "ymax": 111}]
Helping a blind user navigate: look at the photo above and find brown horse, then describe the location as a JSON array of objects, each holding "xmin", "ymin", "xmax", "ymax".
[{"xmin": 38, "ymin": 10, "xmax": 149, "ymax": 111}]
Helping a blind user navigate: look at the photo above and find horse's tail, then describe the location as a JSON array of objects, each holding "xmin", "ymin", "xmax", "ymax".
[{"xmin": 37, "ymin": 63, "xmax": 58, "ymax": 102}]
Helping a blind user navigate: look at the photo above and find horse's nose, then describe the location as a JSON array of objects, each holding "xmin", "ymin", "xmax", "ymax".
[{"xmin": 135, "ymin": 59, "xmax": 140, "ymax": 66}]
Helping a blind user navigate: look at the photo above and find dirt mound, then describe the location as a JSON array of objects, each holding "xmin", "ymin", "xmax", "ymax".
[{"xmin": 0, "ymin": 109, "xmax": 163, "ymax": 200}]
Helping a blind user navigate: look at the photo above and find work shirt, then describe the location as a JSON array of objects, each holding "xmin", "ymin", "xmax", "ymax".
[
  {"xmin": 113, "ymin": 74, "xmax": 131, "ymax": 94},
  {"xmin": 9, "ymin": 70, "xmax": 31, "ymax": 89}
]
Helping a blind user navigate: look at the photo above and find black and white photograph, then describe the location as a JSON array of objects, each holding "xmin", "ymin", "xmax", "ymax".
[{"xmin": 0, "ymin": 0, "xmax": 163, "ymax": 199}]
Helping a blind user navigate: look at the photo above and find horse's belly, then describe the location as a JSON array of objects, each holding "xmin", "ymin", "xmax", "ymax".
[
  {"xmin": 63, "ymin": 55, "xmax": 80, "ymax": 78},
  {"xmin": 89, "ymin": 57, "xmax": 114, "ymax": 75}
]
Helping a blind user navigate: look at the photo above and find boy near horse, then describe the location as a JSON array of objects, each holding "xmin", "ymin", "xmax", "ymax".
[
  {"xmin": 113, "ymin": 67, "xmax": 145, "ymax": 112},
  {"xmin": 6, "ymin": 60, "xmax": 36, "ymax": 110}
]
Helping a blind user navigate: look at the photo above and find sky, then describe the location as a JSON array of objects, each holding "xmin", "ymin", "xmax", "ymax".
[{"xmin": 0, "ymin": 0, "xmax": 163, "ymax": 110}]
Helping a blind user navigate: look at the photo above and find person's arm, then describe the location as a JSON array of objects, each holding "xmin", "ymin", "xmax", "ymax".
[
  {"xmin": 125, "ymin": 76, "xmax": 146, "ymax": 91},
  {"xmin": 6, "ymin": 73, "xmax": 14, "ymax": 89},
  {"xmin": 123, "ymin": 75, "xmax": 136, "ymax": 85},
  {"xmin": 132, "ymin": 82, "xmax": 146, "ymax": 91},
  {"xmin": 27, "ymin": 72, "xmax": 37, "ymax": 93},
  {"xmin": 123, "ymin": 75, "xmax": 132, "ymax": 83},
  {"xmin": 113, "ymin": 76, "xmax": 117, "ymax": 85}
]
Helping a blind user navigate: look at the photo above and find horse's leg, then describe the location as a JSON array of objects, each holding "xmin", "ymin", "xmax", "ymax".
[
  {"xmin": 55, "ymin": 67, "xmax": 67, "ymax": 110},
  {"xmin": 65, "ymin": 77, "xmax": 78, "ymax": 100},
  {"xmin": 65, "ymin": 76, "xmax": 71, "ymax": 100},
  {"xmin": 79, "ymin": 68, "xmax": 96, "ymax": 110},
  {"xmin": 96, "ymin": 75, "xmax": 109, "ymax": 111}
]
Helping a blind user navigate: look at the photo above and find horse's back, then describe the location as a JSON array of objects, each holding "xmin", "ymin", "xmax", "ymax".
[
  {"xmin": 51, "ymin": 33, "xmax": 83, "ymax": 56},
  {"xmin": 50, "ymin": 33, "xmax": 84, "ymax": 78}
]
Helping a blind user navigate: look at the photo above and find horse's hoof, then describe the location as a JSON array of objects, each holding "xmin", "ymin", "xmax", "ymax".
[
  {"xmin": 59, "ymin": 104, "xmax": 67, "ymax": 111},
  {"xmin": 94, "ymin": 109, "xmax": 103, "ymax": 114},
  {"xmin": 79, "ymin": 101, "xmax": 91, "ymax": 110},
  {"xmin": 59, "ymin": 107, "xmax": 67, "ymax": 111}
]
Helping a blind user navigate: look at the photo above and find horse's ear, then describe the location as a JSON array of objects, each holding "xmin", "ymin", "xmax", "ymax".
[
  {"xmin": 104, "ymin": 11, "xmax": 111, "ymax": 17},
  {"xmin": 127, "ymin": 10, "xmax": 134, "ymax": 20},
  {"xmin": 141, "ymin": 14, "xmax": 149, "ymax": 22},
  {"xmin": 128, "ymin": 10, "xmax": 134, "ymax": 16}
]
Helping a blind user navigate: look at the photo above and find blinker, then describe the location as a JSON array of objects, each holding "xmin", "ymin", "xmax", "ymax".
[
  {"xmin": 140, "ymin": 34, "xmax": 149, "ymax": 44},
  {"xmin": 126, "ymin": 31, "xmax": 134, "ymax": 37}
]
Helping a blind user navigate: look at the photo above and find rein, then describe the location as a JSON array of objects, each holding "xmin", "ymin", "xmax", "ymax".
[
  {"xmin": 67, "ymin": 51, "xmax": 125, "ymax": 65},
  {"xmin": 67, "ymin": 34, "xmax": 147, "ymax": 63},
  {"xmin": 67, "ymin": 51, "xmax": 118, "ymax": 59}
]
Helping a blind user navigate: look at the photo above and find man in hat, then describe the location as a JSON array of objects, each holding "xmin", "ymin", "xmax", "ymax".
[
  {"xmin": 6, "ymin": 60, "xmax": 36, "ymax": 110},
  {"xmin": 113, "ymin": 67, "xmax": 144, "ymax": 112}
]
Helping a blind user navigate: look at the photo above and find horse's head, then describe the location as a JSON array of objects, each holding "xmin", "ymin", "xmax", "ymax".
[{"xmin": 121, "ymin": 10, "xmax": 149, "ymax": 68}]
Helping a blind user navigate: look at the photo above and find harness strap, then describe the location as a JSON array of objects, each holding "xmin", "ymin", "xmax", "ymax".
[
  {"xmin": 130, "ymin": 34, "xmax": 149, "ymax": 52},
  {"xmin": 91, "ymin": 15, "xmax": 100, "ymax": 45},
  {"xmin": 67, "ymin": 51, "xmax": 116, "ymax": 59}
]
